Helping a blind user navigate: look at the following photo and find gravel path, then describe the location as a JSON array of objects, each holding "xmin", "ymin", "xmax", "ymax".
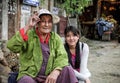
[{"xmin": 87, "ymin": 40, "xmax": 120, "ymax": 83}]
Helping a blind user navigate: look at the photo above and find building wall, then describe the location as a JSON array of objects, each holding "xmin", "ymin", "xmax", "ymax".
[
  {"xmin": 0, "ymin": 1, "xmax": 2, "ymax": 39},
  {"xmin": 8, "ymin": 14, "xmax": 16, "ymax": 39},
  {"xmin": 1, "ymin": 0, "xmax": 8, "ymax": 40},
  {"xmin": 0, "ymin": 0, "xmax": 56, "ymax": 40}
]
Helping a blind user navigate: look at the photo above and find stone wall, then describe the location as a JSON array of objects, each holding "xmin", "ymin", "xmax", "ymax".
[{"xmin": 0, "ymin": 40, "xmax": 19, "ymax": 83}]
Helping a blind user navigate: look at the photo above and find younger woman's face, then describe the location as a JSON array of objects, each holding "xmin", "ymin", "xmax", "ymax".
[{"xmin": 65, "ymin": 31, "xmax": 79, "ymax": 47}]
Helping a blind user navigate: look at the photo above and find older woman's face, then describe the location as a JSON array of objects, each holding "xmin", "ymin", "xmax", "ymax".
[
  {"xmin": 65, "ymin": 31, "xmax": 79, "ymax": 47},
  {"xmin": 38, "ymin": 15, "xmax": 53, "ymax": 34}
]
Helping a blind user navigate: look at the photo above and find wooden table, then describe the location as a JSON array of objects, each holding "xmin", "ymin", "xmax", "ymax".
[{"xmin": 81, "ymin": 21, "xmax": 96, "ymax": 39}]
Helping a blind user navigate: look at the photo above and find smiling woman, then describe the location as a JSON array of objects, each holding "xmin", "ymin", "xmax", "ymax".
[
  {"xmin": 64, "ymin": 26, "xmax": 91, "ymax": 83},
  {"xmin": 38, "ymin": 14, "xmax": 53, "ymax": 35},
  {"xmin": 7, "ymin": 9, "xmax": 78, "ymax": 83}
]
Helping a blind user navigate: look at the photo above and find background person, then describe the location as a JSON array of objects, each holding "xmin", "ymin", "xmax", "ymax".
[
  {"xmin": 7, "ymin": 9, "xmax": 78, "ymax": 83},
  {"xmin": 64, "ymin": 26, "xmax": 91, "ymax": 83}
]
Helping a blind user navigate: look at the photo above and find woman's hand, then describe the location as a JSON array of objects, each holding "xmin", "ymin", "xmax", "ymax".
[
  {"xmin": 24, "ymin": 13, "xmax": 40, "ymax": 34},
  {"xmin": 28, "ymin": 14, "xmax": 40, "ymax": 27},
  {"xmin": 85, "ymin": 78, "xmax": 91, "ymax": 83},
  {"xmin": 45, "ymin": 69, "xmax": 61, "ymax": 83}
]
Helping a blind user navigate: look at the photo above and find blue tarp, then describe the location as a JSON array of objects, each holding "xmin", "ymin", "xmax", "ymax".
[{"xmin": 96, "ymin": 18, "xmax": 113, "ymax": 36}]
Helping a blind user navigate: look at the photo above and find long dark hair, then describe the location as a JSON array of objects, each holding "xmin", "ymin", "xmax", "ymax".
[{"xmin": 64, "ymin": 26, "xmax": 81, "ymax": 69}]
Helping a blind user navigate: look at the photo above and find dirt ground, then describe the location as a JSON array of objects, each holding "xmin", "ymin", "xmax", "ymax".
[
  {"xmin": 1, "ymin": 37, "xmax": 120, "ymax": 83},
  {"xmin": 86, "ymin": 39, "xmax": 120, "ymax": 83}
]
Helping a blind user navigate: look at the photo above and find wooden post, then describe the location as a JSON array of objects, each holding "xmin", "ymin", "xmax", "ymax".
[
  {"xmin": 2, "ymin": 0, "xmax": 8, "ymax": 40},
  {"xmin": 96, "ymin": 0, "xmax": 102, "ymax": 20},
  {"xmin": 15, "ymin": 0, "xmax": 21, "ymax": 32},
  {"xmin": 48, "ymin": 0, "xmax": 50, "ymax": 10}
]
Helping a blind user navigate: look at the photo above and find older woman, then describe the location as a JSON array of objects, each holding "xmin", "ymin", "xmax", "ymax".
[{"xmin": 7, "ymin": 9, "xmax": 78, "ymax": 83}]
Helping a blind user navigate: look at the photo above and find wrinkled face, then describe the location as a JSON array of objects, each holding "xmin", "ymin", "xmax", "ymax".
[
  {"xmin": 65, "ymin": 31, "xmax": 79, "ymax": 47},
  {"xmin": 38, "ymin": 14, "xmax": 53, "ymax": 34}
]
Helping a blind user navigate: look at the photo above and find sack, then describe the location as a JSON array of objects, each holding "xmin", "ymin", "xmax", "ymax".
[{"xmin": 8, "ymin": 72, "xmax": 18, "ymax": 83}]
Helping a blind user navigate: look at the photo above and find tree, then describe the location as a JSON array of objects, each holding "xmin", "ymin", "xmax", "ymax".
[
  {"xmin": 39, "ymin": 0, "xmax": 93, "ymax": 16},
  {"xmin": 59, "ymin": 0, "xmax": 93, "ymax": 17},
  {"xmin": 58, "ymin": 0, "xmax": 93, "ymax": 34}
]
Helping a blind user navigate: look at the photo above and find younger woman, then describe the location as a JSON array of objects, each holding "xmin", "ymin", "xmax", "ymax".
[{"xmin": 64, "ymin": 26, "xmax": 91, "ymax": 83}]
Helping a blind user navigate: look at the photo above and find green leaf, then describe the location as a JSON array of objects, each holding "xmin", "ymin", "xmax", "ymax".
[{"xmin": 59, "ymin": 0, "xmax": 93, "ymax": 16}]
